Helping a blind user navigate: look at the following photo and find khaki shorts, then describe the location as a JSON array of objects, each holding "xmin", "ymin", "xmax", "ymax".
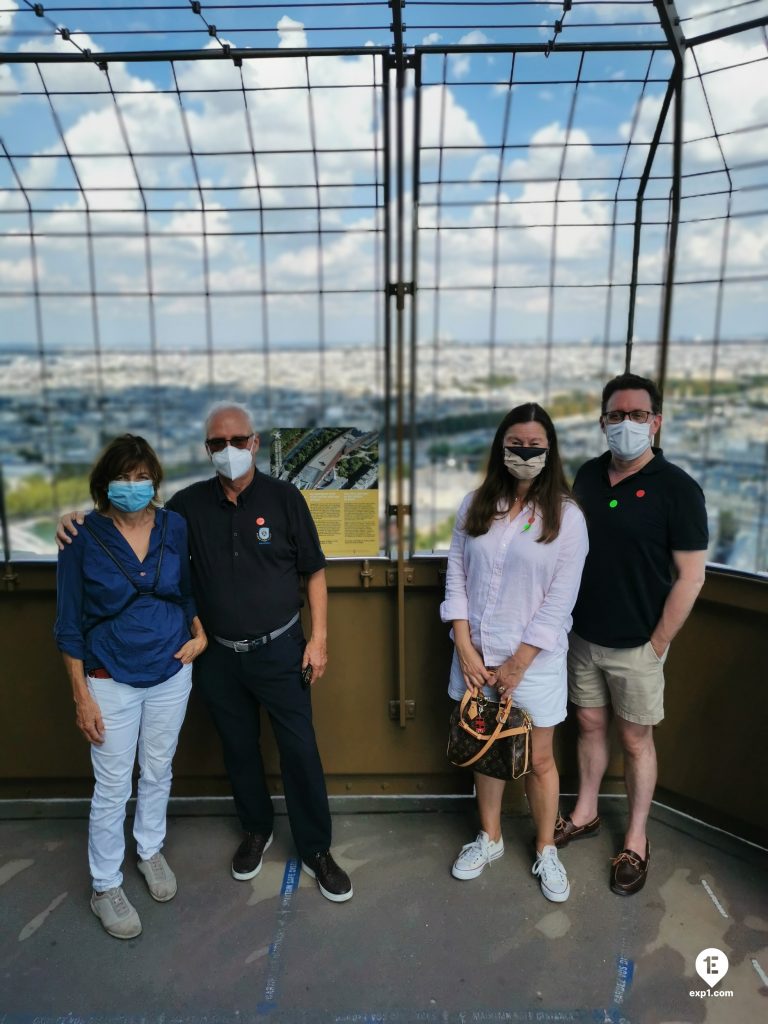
[{"xmin": 567, "ymin": 631, "xmax": 668, "ymax": 726}]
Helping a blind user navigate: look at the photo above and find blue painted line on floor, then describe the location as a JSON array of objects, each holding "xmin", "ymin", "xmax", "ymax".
[
  {"xmin": 257, "ymin": 857, "xmax": 301, "ymax": 1016},
  {"xmin": 612, "ymin": 955, "xmax": 635, "ymax": 1006},
  {"xmin": 608, "ymin": 877, "xmax": 637, "ymax": 1015}
]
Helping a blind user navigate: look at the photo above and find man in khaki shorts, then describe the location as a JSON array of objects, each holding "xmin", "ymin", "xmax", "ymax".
[{"xmin": 556, "ymin": 373, "xmax": 708, "ymax": 895}]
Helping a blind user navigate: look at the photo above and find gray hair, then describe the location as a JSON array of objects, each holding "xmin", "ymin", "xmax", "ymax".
[{"xmin": 203, "ymin": 401, "xmax": 256, "ymax": 438}]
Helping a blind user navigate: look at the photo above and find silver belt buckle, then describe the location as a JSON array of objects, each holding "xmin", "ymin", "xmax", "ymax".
[{"xmin": 232, "ymin": 640, "xmax": 252, "ymax": 653}]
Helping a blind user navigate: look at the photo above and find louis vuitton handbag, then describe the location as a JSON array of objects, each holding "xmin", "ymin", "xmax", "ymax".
[{"xmin": 447, "ymin": 689, "xmax": 533, "ymax": 781}]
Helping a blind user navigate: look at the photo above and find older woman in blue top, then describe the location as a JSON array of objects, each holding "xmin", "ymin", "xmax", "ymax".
[
  {"xmin": 55, "ymin": 434, "xmax": 207, "ymax": 940},
  {"xmin": 441, "ymin": 403, "xmax": 588, "ymax": 903}
]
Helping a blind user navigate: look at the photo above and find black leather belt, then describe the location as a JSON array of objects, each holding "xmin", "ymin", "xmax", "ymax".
[{"xmin": 214, "ymin": 612, "xmax": 300, "ymax": 653}]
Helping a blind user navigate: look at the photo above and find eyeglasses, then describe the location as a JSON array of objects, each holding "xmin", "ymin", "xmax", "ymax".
[
  {"xmin": 205, "ymin": 434, "xmax": 253, "ymax": 453},
  {"xmin": 603, "ymin": 410, "xmax": 654, "ymax": 425}
]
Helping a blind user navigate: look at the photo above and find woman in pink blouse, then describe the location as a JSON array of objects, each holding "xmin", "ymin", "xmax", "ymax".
[{"xmin": 441, "ymin": 403, "xmax": 588, "ymax": 902}]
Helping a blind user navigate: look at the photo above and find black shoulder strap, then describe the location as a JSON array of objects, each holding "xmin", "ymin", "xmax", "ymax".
[
  {"xmin": 81, "ymin": 511, "xmax": 173, "ymax": 637},
  {"xmin": 151, "ymin": 510, "xmax": 169, "ymax": 590},
  {"xmin": 82, "ymin": 509, "xmax": 169, "ymax": 595},
  {"xmin": 82, "ymin": 519, "xmax": 138, "ymax": 591}
]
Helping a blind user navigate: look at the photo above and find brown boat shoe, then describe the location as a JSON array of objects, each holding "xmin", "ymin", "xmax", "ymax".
[
  {"xmin": 553, "ymin": 813, "xmax": 601, "ymax": 849},
  {"xmin": 610, "ymin": 841, "xmax": 651, "ymax": 896}
]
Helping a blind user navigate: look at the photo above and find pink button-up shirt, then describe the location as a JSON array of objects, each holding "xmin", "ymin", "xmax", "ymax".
[{"xmin": 440, "ymin": 492, "xmax": 589, "ymax": 684}]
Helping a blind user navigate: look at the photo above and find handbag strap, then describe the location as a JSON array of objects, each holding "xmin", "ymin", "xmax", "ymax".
[
  {"xmin": 456, "ymin": 690, "xmax": 531, "ymax": 769},
  {"xmin": 457, "ymin": 689, "xmax": 531, "ymax": 741}
]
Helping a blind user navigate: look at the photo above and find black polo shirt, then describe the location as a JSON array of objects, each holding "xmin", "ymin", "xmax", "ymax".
[
  {"xmin": 571, "ymin": 449, "xmax": 708, "ymax": 648},
  {"xmin": 166, "ymin": 470, "xmax": 326, "ymax": 640}
]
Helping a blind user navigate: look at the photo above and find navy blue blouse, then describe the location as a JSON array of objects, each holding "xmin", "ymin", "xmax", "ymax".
[{"xmin": 54, "ymin": 508, "xmax": 197, "ymax": 687}]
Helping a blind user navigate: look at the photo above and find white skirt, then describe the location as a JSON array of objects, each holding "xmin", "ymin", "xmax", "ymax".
[{"xmin": 447, "ymin": 647, "xmax": 567, "ymax": 728}]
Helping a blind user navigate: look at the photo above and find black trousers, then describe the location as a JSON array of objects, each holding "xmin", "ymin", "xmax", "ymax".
[{"xmin": 193, "ymin": 619, "xmax": 332, "ymax": 860}]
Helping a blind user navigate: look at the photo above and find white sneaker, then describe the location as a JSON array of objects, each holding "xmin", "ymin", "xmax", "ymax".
[
  {"xmin": 90, "ymin": 886, "xmax": 142, "ymax": 939},
  {"xmin": 532, "ymin": 844, "xmax": 570, "ymax": 902},
  {"xmin": 451, "ymin": 831, "xmax": 505, "ymax": 880},
  {"xmin": 138, "ymin": 852, "xmax": 177, "ymax": 902}
]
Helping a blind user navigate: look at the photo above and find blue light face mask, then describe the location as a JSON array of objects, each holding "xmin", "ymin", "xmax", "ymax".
[
  {"xmin": 605, "ymin": 420, "xmax": 651, "ymax": 461},
  {"xmin": 107, "ymin": 480, "xmax": 155, "ymax": 513}
]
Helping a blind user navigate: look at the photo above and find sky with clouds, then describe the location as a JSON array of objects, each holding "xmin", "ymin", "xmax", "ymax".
[{"xmin": 0, "ymin": 1, "xmax": 766, "ymax": 367}]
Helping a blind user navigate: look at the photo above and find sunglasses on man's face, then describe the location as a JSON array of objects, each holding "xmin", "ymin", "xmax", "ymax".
[{"xmin": 205, "ymin": 434, "xmax": 253, "ymax": 453}]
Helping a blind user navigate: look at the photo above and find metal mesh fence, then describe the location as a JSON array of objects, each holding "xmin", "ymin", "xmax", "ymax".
[
  {"xmin": 0, "ymin": 45, "xmax": 389, "ymax": 553},
  {"xmin": 1, "ymin": 1, "xmax": 767, "ymax": 571},
  {"xmin": 408, "ymin": 6, "xmax": 768, "ymax": 570}
]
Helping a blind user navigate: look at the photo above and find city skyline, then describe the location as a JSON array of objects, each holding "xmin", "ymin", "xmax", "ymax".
[{"xmin": 2, "ymin": 340, "xmax": 766, "ymax": 574}]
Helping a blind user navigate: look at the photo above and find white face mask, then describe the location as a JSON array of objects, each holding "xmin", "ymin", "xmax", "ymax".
[
  {"xmin": 605, "ymin": 419, "xmax": 652, "ymax": 461},
  {"xmin": 503, "ymin": 446, "xmax": 548, "ymax": 481},
  {"xmin": 211, "ymin": 443, "xmax": 254, "ymax": 481}
]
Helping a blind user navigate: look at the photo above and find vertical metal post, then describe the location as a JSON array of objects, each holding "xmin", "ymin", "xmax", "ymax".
[
  {"xmin": 657, "ymin": 62, "xmax": 683, "ymax": 394},
  {"xmin": 409, "ymin": 53, "xmax": 422, "ymax": 558},
  {"xmin": 0, "ymin": 468, "xmax": 18, "ymax": 590},
  {"xmin": 625, "ymin": 75, "xmax": 676, "ymax": 373},
  {"xmin": 625, "ymin": 2, "xmax": 685, "ymax": 377},
  {"xmin": 653, "ymin": 0, "xmax": 686, "ymax": 395},
  {"xmin": 389, "ymin": 0, "xmax": 409, "ymax": 728},
  {"xmin": 383, "ymin": 58, "xmax": 393, "ymax": 551}
]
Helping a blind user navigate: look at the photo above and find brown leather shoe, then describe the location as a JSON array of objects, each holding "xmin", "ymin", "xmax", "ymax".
[
  {"xmin": 553, "ymin": 813, "xmax": 601, "ymax": 849},
  {"xmin": 610, "ymin": 841, "xmax": 650, "ymax": 896}
]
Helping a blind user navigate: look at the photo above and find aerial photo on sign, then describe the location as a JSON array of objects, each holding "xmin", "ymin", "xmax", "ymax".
[{"xmin": 270, "ymin": 428, "xmax": 378, "ymax": 490}]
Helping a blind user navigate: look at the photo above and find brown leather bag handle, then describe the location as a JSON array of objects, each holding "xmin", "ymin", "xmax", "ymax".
[{"xmin": 456, "ymin": 690, "xmax": 531, "ymax": 769}]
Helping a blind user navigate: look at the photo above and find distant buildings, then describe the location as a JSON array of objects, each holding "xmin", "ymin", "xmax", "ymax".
[{"xmin": 1, "ymin": 343, "xmax": 766, "ymax": 571}]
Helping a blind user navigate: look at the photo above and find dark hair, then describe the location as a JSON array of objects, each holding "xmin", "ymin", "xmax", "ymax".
[
  {"xmin": 601, "ymin": 373, "xmax": 662, "ymax": 415},
  {"xmin": 463, "ymin": 403, "xmax": 573, "ymax": 544},
  {"xmin": 89, "ymin": 434, "xmax": 163, "ymax": 513}
]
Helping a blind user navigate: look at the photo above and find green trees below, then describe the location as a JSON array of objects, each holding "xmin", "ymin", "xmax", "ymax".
[
  {"xmin": 335, "ymin": 454, "xmax": 371, "ymax": 479},
  {"xmin": 5, "ymin": 474, "xmax": 91, "ymax": 517},
  {"xmin": 415, "ymin": 514, "xmax": 456, "ymax": 551},
  {"xmin": 280, "ymin": 428, "xmax": 345, "ymax": 477}
]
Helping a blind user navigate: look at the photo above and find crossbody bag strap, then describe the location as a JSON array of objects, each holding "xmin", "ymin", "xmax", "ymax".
[
  {"xmin": 82, "ymin": 509, "xmax": 168, "ymax": 593},
  {"xmin": 82, "ymin": 518, "xmax": 140, "ymax": 591},
  {"xmin": 82, "ymin": 510, "xmax": 170, "ymax": 633},
  {"xmin": 151, "ymin": 509, "xmax": 169, "ymax": 590},
  {"xmin": 458, "ymin": 716, "xmax": 511, "ymax": 769}
]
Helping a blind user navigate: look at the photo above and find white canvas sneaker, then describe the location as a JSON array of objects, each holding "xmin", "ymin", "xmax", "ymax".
[
  {"xmin": 451, "ymin": 831, "xmax": 505, "ymax": 880},
  {"xmin": 138, "ymin": 852, "xmax": 177, "ymax": 902},
  {"xmin": 90, "ymin": 886, "xmax": 142, "ymax": 939},
  {"xmin": 532, "ymin": 844, "xmax": 570, "ymax": 902}
]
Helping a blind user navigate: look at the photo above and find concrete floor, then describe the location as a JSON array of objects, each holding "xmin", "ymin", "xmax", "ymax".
[{"xmin": 0, "ymin": 804, "xmax": 766, "ymax": 1024}]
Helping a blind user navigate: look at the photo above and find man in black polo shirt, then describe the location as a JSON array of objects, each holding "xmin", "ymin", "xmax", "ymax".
[
  {"xmin": 165, "ymin": 402, "xmax": 352, "ymax": 902},
  {"xmin": 555, "ymin": 373, "xmax": 707, "ymax": 896}
]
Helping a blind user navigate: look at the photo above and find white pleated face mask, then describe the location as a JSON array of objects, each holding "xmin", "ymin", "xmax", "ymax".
[
  {"xmin": 605, "ymin": 420, "xmax": 651, "ymax": 461},
  {"xmin": 211, "ymin": 443, "xmax": 254, "ymax": 480}
]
